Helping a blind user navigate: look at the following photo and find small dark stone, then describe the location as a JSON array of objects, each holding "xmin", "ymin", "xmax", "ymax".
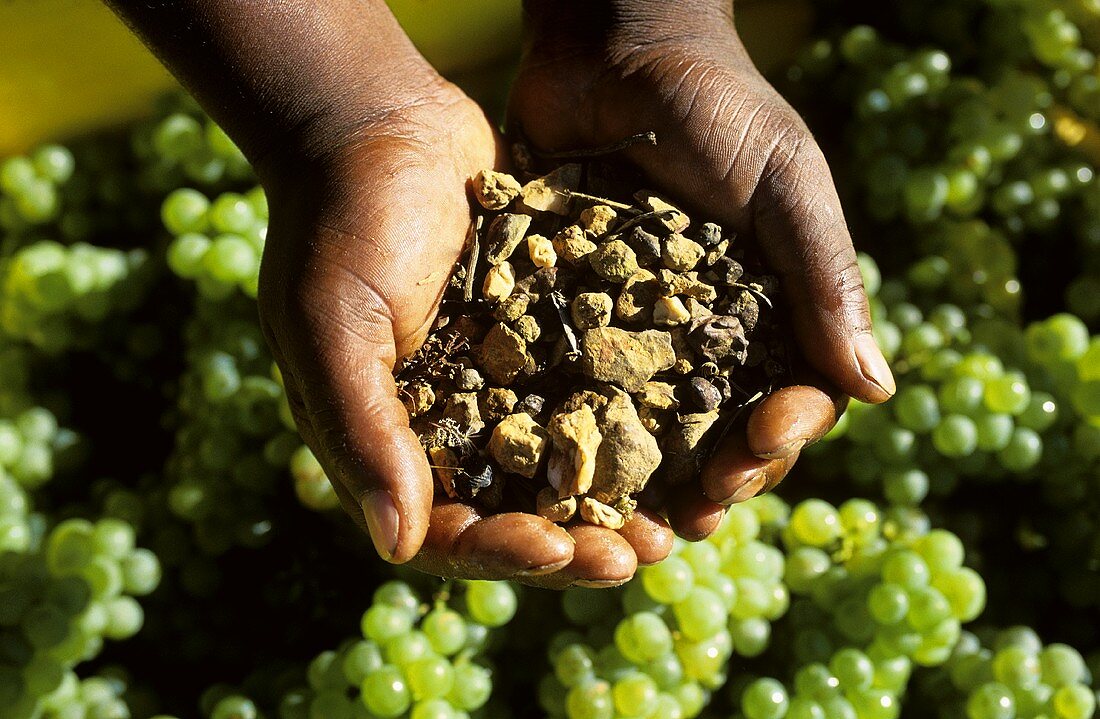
[
  {"xmin": 711, "ymin": 376, "xmax": 733, "ymax": 402},
  {"xmin": 688, "ymin": 377, "xmax": 722, "ymax": 411},
  {"xmin": 520, "ymin": 394, "xmax": 546, "ymax": 416},
  {"xmin": 628, "ymin": 226, "xmax": 662, "ymax": 263},
  {"xmin": 455, "ymin": 458, "xmax": 494, "ymax": 499},
  {"xmin": 688, "ymin": 315, "xmax": 749, "ymax": 363},
  {"xmin": 698, "ymin": 222, "xmax": 723, "ymax": 247},
  {"xmin": 531, "ymin": 267, "xmax": 560, "ymax": 296},
  {"xmin": 729, "ymin": 290, "xmax": 760, "ymax": 332},
  {"xmin": 714, "ymin": 256, "xmax": 744, "ymax": 285}
]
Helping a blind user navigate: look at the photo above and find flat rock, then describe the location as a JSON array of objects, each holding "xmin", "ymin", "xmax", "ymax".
[
  {"xmin": 484, "ymin": 213, "xmax": 532, "ymax": 265},
  {"xmin": 488, "ymin": 412, "xmax": 549, "ymax": 478},
  {"xmin": 580, "ymin": 327, "xmax": 675, "ymax": 392},
  {"xmin": 478, "ymin": 323, "xmax": 528, "ymax": 385},
  {"xmin": 589, "ymin": 388, "xmax": 662, "ymax": 504}
]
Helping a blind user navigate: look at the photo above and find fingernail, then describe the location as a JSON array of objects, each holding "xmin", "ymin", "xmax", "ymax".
[
  {"xmin": 574, "ymin": 578, "xmax": 631, "ymax": 589},
  {"xmin": 516, "ymin": 558, "xmax": 572, "ymax": 577},
  {"xmin": 854, "ymin": 333, "xmax": 896, "ymax": 398},
  {"xmin": 361, "ymin": 490, "xmax": 400, "ymax": 562},
  {"xmin": 726, "ymin": 471, "xmax": 768, "ymax": 504},
  {"xmin": 756, "ymin": 438, "xmax": 806, "ymax": 460}
]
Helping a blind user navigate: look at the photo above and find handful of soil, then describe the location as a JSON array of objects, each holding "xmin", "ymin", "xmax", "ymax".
[{"xmin": 396, "ymin": 159, "xmax": 789, "ymax": 529}]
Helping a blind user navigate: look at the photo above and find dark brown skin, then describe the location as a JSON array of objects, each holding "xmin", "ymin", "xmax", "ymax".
[{"xmin": 107, "ymin": 0, "xmax": 893, "ymax": 588}]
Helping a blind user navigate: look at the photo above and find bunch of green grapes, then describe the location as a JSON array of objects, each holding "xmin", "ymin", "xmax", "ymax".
[
  {"xmin": 207, "ymin": 579, "xmax": 513, "ymax": 719},
  {"xmin": 914, "ymin": 625, "xmax": 1097, "ymax": 719},
  {"xmin": 0, "ymin": 146, "xmax": 76, "ymax": 235},
  {"xmin": 731, "ymin": 498, "xmax": 984, "ymax": 719},
  {"xmin": 162, "ymin": 185, "xmax": 266, "ymax": 298},
  {"xmin": 0, "ymin": 240, "xmax": 152, "ymax": 353},
  {"xmin": 131, "ymin": 95, "xmax": 254, "ymax": 194},
  {"xmin": 0, "ymin": 516, "xmax": 161, "ymax": 719},
  {"xmin": 537, "ymin": 497, "xmax": 790, "ymax": 719},
  {"xmin": 0, "ymin": 407, "xmax": 79, "ymax": 494}
]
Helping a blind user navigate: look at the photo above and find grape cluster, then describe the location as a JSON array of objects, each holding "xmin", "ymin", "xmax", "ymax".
[
  {"xmin": 916, "ymin": 626, "xmax": 1097, "ymax": 719},
  {"xmin": 0, "ymin": 516, "xmax": 160, "ymax": 719},
  {"xmin": 0, "ymin": 146, "xmax": 76, "ymax": 233},
  {"xmin": 0, "ymin": 240, "xmax": 152, "ymax": 353},
  {"xmin": 538, "ymin": 497, "xmax": 790, "ymax": 719}
]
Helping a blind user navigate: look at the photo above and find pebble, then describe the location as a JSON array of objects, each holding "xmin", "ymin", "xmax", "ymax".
[
  {"xmin": 488, "ymin": 412, "xmax": 549, "ymax": 478},
  {"xmin": 662, "ymin": 234, "xmax": 705, "ymax": 272},
  {"xmin": 519, "ymin": 164, "xmax": 581, "ymax": 215},
  {"xmin": 571, "ymin": 292, "xmax": 614, "ymax": 330},
  {"xmin": 514, "ymin": 314, "xmax": 541, "ymax": 343},
  {"xmin": 552, "ymin": 225, "xmax": 597, "ymax": 264},
  {"xmin": 442, "ymin": 392, "xmax": 484, "ymax": 435},
  {"xmin": 580, "ymin": 204, "xmax": 618, "ymax": 236},
  {"xmin": 482, "ymin": 262, "xmax": 515, "ymax": 303},
  {"xmin": 589, "ymin": 239, "xmax": 639, "ymax": 282},
  {"xmin": 527, "ymin": 234, "xmax": 557, "ymax": 268},
  {"xmin": 627, "ymin": 226, "xmax": 662, "ymax": 264},
  {"xmin": 401, "ymin": 381, "xmax": 435, "ymax": 417},
  {"xmin": 615, "ymin": 269, "xmax": 660, "ymax": 325},
  {"xmin": 660, "ymin": 410, "xmax": 722, "ymax": 485},
  {"xmin": 473, "ymin": 169, "xmax": 522, "ymax": 211},
  {"xmin": 635, "ymin": 191, "xmax": 690, "ymax": 232},
  {"xmin": 536, "ymin": 487, "xmax": 577, "ymax": 523},
  {"xmin": 636, "ymin": 381, "xmax": 679, "ymax": 410},
  {"xmin": 697, "ymin": 222, "xmax": 723, "ymax": 247},
  {"xmin": 478, "ymin": 323, "xmax": 528, "ymax": 385},
  {"xmin": 547, "ymin": 403, "xmax": 602, "ymax": 497},
  {"xmin": 430, "ymin": 446, "xmax": 460, "ymax": 498},
  {"xmin": 653, "ymin": 296, "xmax": 691, "ymax": 326},
  {"xmin": 580, "ymin": 327, "xmax": 677, "ymax": 392},
  {"xmin": 457, "ymin": 368, "xmax": 484, "ymax": 391},
  {"xmin": 480, "ymin": 387, "xmax": 518, "ymax": 422},
  {"xmin": 687, "ymin": 377, "xmax": 722, "ymax": 411},
  {"xmin": 484, "ymin": 213, "xmax": 532, "ymax": 265},
  {"xmin": 589, "ymin": 389, "xmax": 663, "ymax": 506},
  {"xmin": 580, "ymin": 496, "xmax": 625, "ymax": 530},
  {"xmin": 688, "ymin": 315, "xmax": 749, "ymax": 363},
  {"xmin": 493, "ymin": 292, "xmax": 529, "ymax": 322}
]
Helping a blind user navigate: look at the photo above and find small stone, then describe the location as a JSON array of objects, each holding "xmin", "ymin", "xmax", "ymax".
[
  {"xmin": 401, "ymin": 382, "xmax": 435, "ymax": 417},
  {"xmin": 580, "ymin": 327, "xmax": 676, "ymax": 392},
  {"xmin": 489, "ymin": 412, "xmax": 549, "ymax": 478},
  {"xmin": 519, "ymin": 164, "xmax": 582, "ymax": 215},
  {"xmin": 483, "ymin": 261, "xmax": 516, "ymax": 303},
  {"xmin": 580, "ymin": 497, "xmax": 625, "ymax": 530},
  {"xmin": 615, "ymin": 270, "xmax": 660, "ymax": 325},
  {"xmin": 493, "ymin": 293, "xmax": 529, "ymax": 323},
  {"xmin": 654, "ymin": 296, "xmax": 691, "ymax": 326},
  {"xmin": 457, "ymin": 368, "xmax": 484, "ymax": 391},
  {"xmin": 685, "ymin": 297, "xmax": 713, "ymax": 323},
  {"xmin": 478, "ymin": 323, "xmax": 528, "ymax": 385},
  {"xmin": 627, "ymin": 226, "xmax": 662, "ymax": 264},
  {"xmin": 484, "ymin": 213, "xmax": 533, "ymax": 265},
  {"xmin": 589, "ymin": 388, "xmax": 662, "ymax": 505},
  {"xmin": 635, "ymin": 190, "xmax": 690, "ymax": 232},
  {"xmin": 547, "ymin": 404, "xmax": 602, "ymax": 497},
  {"xmin": 688, "ymin": 315, "xmax": 749, "ymax": 363},
  {"xmin": 455, "ymin": 458, "xmax": 496, "ymax": 501},
  {"xmin": 682, "ymin": 280, "xmax": 718, "ymax": 304},
  {"xmin": 472, "ymin": 169, "xmax": 522, "ymax": 210},
  {"xmin": 688, "ymin": 377, "xmax": 722, "ymax": 411},
  {"xmin": 589, "ymin": 239, "xmax": 639, "ymax": 283},
  {"xmin": 429, "ymin": 446, "xmax": 460, "ymax": 498},
  {"xmin": 637, "ymin": 406, "xmax": 672, "ymax": 435},
  {"xmin": 552, "ymin": 225, "xmax": 597, "ymax": 265},
  {"xmin": 580, "ymin": 204, "xmax": 619, "ymax": 236},
  {"xmin": 514, "ymin": 315, "xmax": 541, "ymax": 343},
  {"xmin": 697, "ymin": 222, "xmax": 723, "ymax": 246},
  {"xmin": 537, "ymin": 487, "xmax": 577, "ymax": 523},
  {"xmin": 715, "ymin": 256, "xmax": 745, "ymax": 285},
  {"xmin": 527, "ymin": 234, "xmax": 557, "ymax": 268},
  {"xmin": 480, "ymin": 387, "xmax": 518, "ymax": 422},
  {"xmin": 673, "ymin": 359, "xmax": 693, "ymax": 374},
  {"xmin": 729, "ymin": 290, "xmax": 760, "ymax": 332},
  {"xmin": 636, "ymin": 381, "xmax": 679, "ymax": 410},
  {"xmin": 519, "ymin": 394, "xmax": 546, "ymax": 416},
  {"xmin": 571, "ymin": 292, "xmax": 614, "ymax": 330},
  {"xmin": 705, "ymin": 239, "xmax": 729, "ymax": 267},
  {"xmin": 661, "ymin": 411, "xmax": 722, "ymax": 485},
  {"xmin": 712, "ymin": 376, "xmax": 733, "ymax": 402},
  {"xmin": 442, "ymin": 392, "xmax": 484, "ymax": 435},
  {"xmin": 662, "ymin": 234, "xmax": 705, "ymax": 272}
]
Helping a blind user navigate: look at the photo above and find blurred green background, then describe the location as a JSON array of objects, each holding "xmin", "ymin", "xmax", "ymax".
[{"xmin": 0, "ymin": 0, "xmax": 808, "ymax": 154}]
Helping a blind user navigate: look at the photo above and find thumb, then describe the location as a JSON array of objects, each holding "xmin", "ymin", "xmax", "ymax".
[
  {"xmin": 752, "ymin": 126, "xmax": 895, "ymax": 404},
  {"xmin": 284, "ymin": 324, "xmax": 434, "ymax": 564}
]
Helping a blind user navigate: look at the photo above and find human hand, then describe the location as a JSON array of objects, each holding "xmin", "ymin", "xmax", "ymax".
[
  {"xmin": 256, "ymin": 80, "xmax": 675, "ymax": 586},
  {"xmin": 510, "ymin": 0, "xmax": 896, "ymax": 537}
]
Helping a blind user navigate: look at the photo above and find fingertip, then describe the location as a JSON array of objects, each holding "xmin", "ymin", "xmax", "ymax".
[
  {"xmin": 700, "ymin": 433, "xmax": 768, "ymax": 505},
  {"xmin": 619, "ymin": 509, "xmax": 675, "ymax": 566},
  {"xmin": 453, "ymin": 513, "xmax": 575, "ymax": 578},
  {"xmin": 852, "ymin": 332, "xmax": 896, "ymax": 402},
  {"xmin": 564, "ymin": 524, "xmax": 638, "ymax": 587},
  {"xmin": 668, "ymin": 490, "xmax": 726, "ymax": 542},
  {"xmin": 746, "ymin": 385, "xmax": 839, "ymax": 459}
]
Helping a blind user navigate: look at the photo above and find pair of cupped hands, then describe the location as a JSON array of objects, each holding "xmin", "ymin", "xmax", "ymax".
[{"xmin": 255, "ymin": 7, "xmax": 895, "ymax": 589}]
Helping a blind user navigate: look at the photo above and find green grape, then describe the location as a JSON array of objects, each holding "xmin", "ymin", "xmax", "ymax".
[
  {"xmin": 82, "ymin": 556, "xmax": 123, "ymax": 599},
  {"xmin": 992, "ymin": 645, "xmax": 1041, "ymax": 689},
  {"xmin": 906, "ymin": 586, "xmax": 952, "ymax": 632},
  {"xmin": 202, "ymin": 234, "xmax": 257, "ymax": 284},
  {"xmin": 91, "ymin": 519, "xmax": 135, "ymax": 560},
  {"xmin": 883, "ymin": 469, "xmax": 929, "ymax": 506},
  {"xmin": 1026, "ymin": 314, "xmax": 1089, "ymax": 364},
  {"xmin": 1051, "ymin": 684, "xmax": 1096, "ymax": 719},
  {"xmin": 373, "ymin": 581, "xmax": 421, "ymax": 619},
  {"xmin": 939, "ymin": 377, "xmax": 985, "ymax": 415},
  {"xmin": 361, "ymin": 605, "xmax": 414, "ymax": 644},
  {"xmin": 831, "ymin": 649, "xmax": 874, "ymax": 691},
  {"xmin": 168, "ymin": 234, "xmax": 212, "ymax": 279},
  {"xmin": 409, "ymin": 699, "xmax": 455, "ymax": 719},
  {"xmin": 615, "ymin": 612, "xmax": 673, "ymax": 663},
  {"xmin": 464, "ymin": 582, "xmax": 516, "ymax": 627},
  {"xmin": 731, "ymin": 617, "xmax": 771, "ymax": 657},
  {"xmin": 679, "ymin": 542, "xmax": 721, "ymax": 576},
  {"xmin": 790, "ymin": 500, "xmax": 842, "ymax": 547},
  {"xmin": 1039, "ymin": 644, "xmax": 1086, "ymax": 687},
  {"xmin": 120, "ymin": 549, "xmax": 161, "ymax": 596},
  {"xmin": 162, "ymin": 188, "xmax": 209, "ymax": 234},
  {"xmin": 611, "ymin": 672, "xmax": 658, "ymax": 717},
  {"xmin": 422, "ymin": 607, "xmax": 467, "ymax": 656},
  {"xmin": 787, "ymin": 698, "xmax": 826, "ymax": 719},
  {"xmin": 209, "ymin": 193, "xmax": 256, "ymax": 234},
  {"xmin": 914, "ymin": 530, "xmax": 965, "ymax": 571},
  {"xmin": 1017, "ymin": 392, "xmax": 1058, "ymax": 431},
  {"xmin": 447, "ymin": 663, "xmax": 492, "ymax": 711},
  {"xmin": 103, "ymin": 596, "xmax": 144, "ymax": 639},
  {"xmin": 984, "ymin": 374, "xmax": 1031, "ymax": 415},
  {"xmin": 384, "ymin": 630, "xmax": 433, "ymax": 667},
  {"xmin": 642, "ymin": 557, "xmax": 694, "ymax": 604},
  {"xmin": 566, "ymin": 679, "xmax": 613, "ymax": 719},
  {"xmin": 212, "ymin": 696, "xmax": 258, "ymax": 719},
  {"xmin": 742, "ymin": 678, "xmax": 789, "ymax": 719},
  {"xmin": 868, "ymin": 584, "xmax": 909, "ymax": 624},
  {"xmin": 997, "ymin": 427, "xmax": 1042, "ymax": 471},
  {"xmin": 360, "ymin": 666, "xmax": 411, "ymax": 719},
  {"xmin": 795, "ymin": 664, "xmax": 840, "ymax": 700},
  {"xmin": 894, "ymin": 385, "xmax": 941, "ymax": 432},
  {"xmin": 932, "ymin": 415, "xmax": 978, "ymax": 457},
  {"xmin": 966, "ymin": 682, "xmax": 1015, "ymax": 719},
  {"xmin": 786, "ymin": 547, "xmax": 832, "ymax": 594},
  {"xmin": 974, "ymin": 414, "xmax": 1014, "ymax": 452},
  {"xmin": 673, "ymin": 587, "xmax": 727, "ymax": 641},
  {"xmin": 342, "ymin": 641, "xmax": 384, "ymax": 685},
  {"xmin": 882, "ymin": 551, "xmax": 930, "ymax": 589},
  {"xmin": 406, "ymin": 656, "xmax": 455, "ymax": 700},
  {"xmin": 555, "ymin": 643, "xmax": 596, "ymax": 687}
]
